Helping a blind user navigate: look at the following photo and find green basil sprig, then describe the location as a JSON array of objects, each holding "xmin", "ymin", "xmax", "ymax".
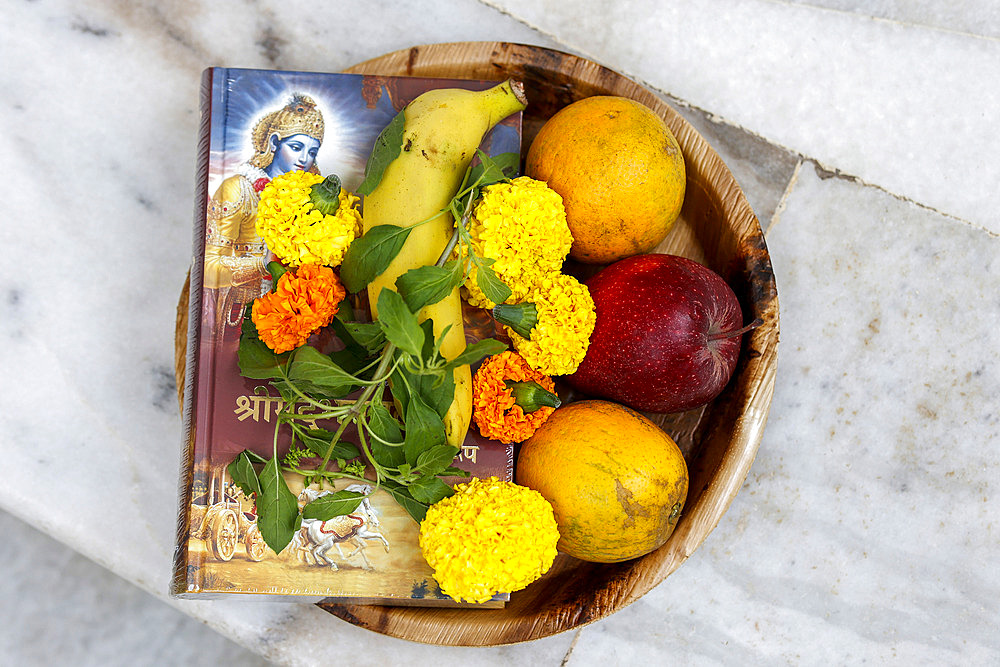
[{"xmin": 226, "ymin": 152, "xmax": 522, "ymax": 552}]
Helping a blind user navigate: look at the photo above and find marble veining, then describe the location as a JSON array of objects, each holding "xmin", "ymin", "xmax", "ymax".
[
  {"xmin": 485, "ymin": 0, "xmax": 1000, "ymax": 233},
  {"xmin": 786, "ymin": 0, "xmax": 1000, "ymax": 39}
]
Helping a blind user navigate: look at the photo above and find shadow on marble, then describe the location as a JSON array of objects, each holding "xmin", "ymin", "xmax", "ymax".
[
  {"xmin": 665, "ymin": 96, "xmax": 801, "ymax": 226},
  {"xmin": 0, "ymin": 510, "xmax": 268, "ymax": 667}
]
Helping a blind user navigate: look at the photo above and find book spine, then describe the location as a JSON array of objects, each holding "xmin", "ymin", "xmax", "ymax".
[{"xmin": 170, "ymin": 67, "xmax": 218, "ymax": 597}]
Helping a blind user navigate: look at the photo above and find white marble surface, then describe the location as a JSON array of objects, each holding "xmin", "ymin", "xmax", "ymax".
[
  {"xmin": 1, "ymin": 0, "xmax": 998, "ymax": 664},
  {"xmin": 487, "ymin": 0, "xmax": 1000, "ymax": 234}
]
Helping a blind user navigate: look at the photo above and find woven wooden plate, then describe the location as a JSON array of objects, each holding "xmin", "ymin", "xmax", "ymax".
[{"xmin": 175, "ymin": 41, "xmax": 779, "ymax": 646}]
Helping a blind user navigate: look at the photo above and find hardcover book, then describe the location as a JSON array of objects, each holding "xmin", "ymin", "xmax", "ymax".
[{"xmin": 171, "ymin": 67, "xmax": 521, "ymax": 606}]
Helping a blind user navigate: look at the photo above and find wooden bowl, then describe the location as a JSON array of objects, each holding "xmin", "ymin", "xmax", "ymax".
[{"xmin": 175, "ymin": 41, "xmax": 779, "ymax": 646}]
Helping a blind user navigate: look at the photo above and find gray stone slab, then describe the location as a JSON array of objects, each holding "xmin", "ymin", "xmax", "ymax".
[{"xmin": 0, "ymin": 510, "xmax": 268, "ymax": 667}]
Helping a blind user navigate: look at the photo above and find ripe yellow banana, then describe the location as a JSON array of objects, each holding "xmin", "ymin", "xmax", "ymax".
[{"xmin": 363, "ymin": 79, "xmax": 527, "ymax": 447}]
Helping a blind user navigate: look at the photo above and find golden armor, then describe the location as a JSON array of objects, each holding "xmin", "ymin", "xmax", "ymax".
[{"xmin": 203, "ymin": 94, "xmax": 325, "ymax": 327}]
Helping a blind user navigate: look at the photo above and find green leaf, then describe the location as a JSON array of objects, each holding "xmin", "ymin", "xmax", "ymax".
[
  {"xmin": 357, "ymin": 109, "xmax": 406, "ymax": 196},
  {"xmin": 408, "ymin": 475, "xmax": 454, "ymax": 505},
  {"xmin": 286, "ymin": 345, "xmax": 363, "ymax": 396},
  {"xmin": 474, "ymin": 260, "xmax": 513, "ymax": 305},
  {"xmin": 367, "ymin": 402, "xmax": 403, "ymax": 445},
  {"xmin": 326, "ymin": 317, "xmax": 376, "ymax": 378},
  {"xmin": 309, "ymin": 174, "xmax": 342, "ymax": 215},
  {"xmin": 342, "ymin": 459, "xmax": 367, "ymax": 477},
  {"xmin": 256, "ymin": 458, "xmax": 300, "ymax": 554},
  {"xmin": 468, "ymin": 150, "xmax": 519, "ymax": 189},
  {"xmin": 237, "ymin": 337, "xmax": 290, "ymax": 380},
  {"xmin": 425, "ymin": 369, "xmax": 456, "ymax": 418},
  {"xmin": 335, "ymin": 300, "xmax": 355, "ymax": 322},
  {"xmin": 327, "ymin": 347, "xmax": 370, "ymax": 378},
  {"xmin": 241, "ymin": 306, "xmax": 259, "ymax": 340},
  {"xmin": 266, "ymin": 261, "xmax": 287, "ymax": 290},
  {"xmin": 381, "ymin": 480, "xmax": 429, "ymax": 523},
  {"xmin": 395, "ymin": 361, "xmax": 455, "ymax": 420},
  {"xmin": 330, "ymin": 317, "xmax": 371, "ymax": 366},
  {"xmin": 301, "ymin": 490, "xmax": 366, "ymax": 521},
  {"xmin": 295, "ymin": 426, "xmax": 361, "ymax": 460},
  {"xmin": 388, "ymin": 354, "xmax": 412, "ymax": 418},
  {"xmin": 418, "ymin": 319, "xmax": 437, "ymax": 363},
  {"xmin": 431, "ymin": 323, "xmax": 454, "ymax": 363},
  {"xmin": 395, "ymin": 262, "xmax": 462, "ymax": 313},
  {"xmin": 415, "ymin": 445, "xmax": 460, "ymax": 477},
  {"xmin": 376, "ymin": 288, "xmax": 425, "ymax": 357},
  {"xmin": 445, "ymin": 338, "xmax": 508, "ymax": 370},
  {"xmin": 340, "ymin": 224, "xmax": 413, "ymax": 294},
  {"xmin": 367, "ymin": 402, "xmax": 406, "ymax": 468},
  {"xmin": 269, "ymin": 380, "xmax": 299, "ymax": 404},
  {"xmin": 242, "ymin": 450, "xmax": 268, "ymax": 464},
  {"xmin": 370, "ymin": 441, "xmax": 405, "ymax": 469},
  {"xmin": 403, "ymin": 393, "xmax": 447, "ymax": 465},
  {"xmin": 340, "ymin": 321, "xmax": 386, "ymax": 355},
  {"xmin": 227, "ymin": 451, "xmax": 261, "ymax": 498},
  {"xmin": 440, "ymin": 466, "xmax": 471, "ymax": 478}
]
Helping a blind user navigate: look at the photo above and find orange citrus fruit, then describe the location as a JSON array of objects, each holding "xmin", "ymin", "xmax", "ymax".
[
  {"xmin": 525, "ymin": 96, "xmax": 686, "ymax": 264},
  {"xmin": 515, "ymin": 400, "xmax": 688, "ymax": 563}
]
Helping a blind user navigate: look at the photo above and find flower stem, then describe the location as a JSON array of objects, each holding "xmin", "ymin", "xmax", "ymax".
[
  {"xmin": 317, "ymin": 343, "xmax": 396, "ymax": 472},
  {"xmin": 276, "ymin": 369, "xmax": 336, "ymax": 412}
]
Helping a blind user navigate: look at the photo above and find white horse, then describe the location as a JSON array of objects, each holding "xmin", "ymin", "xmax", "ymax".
[{"xmin": 291, "ymin": 484, "xmax": 390, "ymax": 570}]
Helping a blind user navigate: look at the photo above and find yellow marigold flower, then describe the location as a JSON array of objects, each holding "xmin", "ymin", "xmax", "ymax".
[
  {"xmin": 507, "ymin": 273, "xmax": 596, "ymax": 376},
  {"xmin": 256, "ymin": 171, "xmax": 361, "ymax": 268},
  {"xmin": 461, "ymin": 176, "xmax": 572, "ymax": 308},
  {"xmin": 419, "ymin": 477, "xmax": 559, "ymax": 604},
  {"xmin": 472, "ymin": 352, "xmax": 557, "ymax": 444},
  {"xmin": 251, "ymin": 264, "xmax": 346, "ymax": 354}
]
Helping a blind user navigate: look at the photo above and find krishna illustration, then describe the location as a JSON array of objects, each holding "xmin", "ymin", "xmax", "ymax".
[{"xmin": 203, "ymin": 93, "xmax": 326, "ymax": 331}]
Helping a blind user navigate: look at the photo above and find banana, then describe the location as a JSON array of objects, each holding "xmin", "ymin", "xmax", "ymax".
[{"xmin": 363, "ymin": 79, "xmax": 527, "ymax": 447}]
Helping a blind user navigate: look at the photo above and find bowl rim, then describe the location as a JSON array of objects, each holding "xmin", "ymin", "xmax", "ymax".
[{"xmin": 176, "ymin": 40, "xmax": 780, "ymax": 647}]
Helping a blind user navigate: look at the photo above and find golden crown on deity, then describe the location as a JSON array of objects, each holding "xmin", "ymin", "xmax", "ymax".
[{"xmin": 249, "ymin": 93, "xmax": 325, "ymax": 168}]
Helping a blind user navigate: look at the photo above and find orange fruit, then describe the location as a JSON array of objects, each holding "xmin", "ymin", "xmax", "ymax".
[
  {"xmin": 525, "ymin": 96, "xmax": 686, "ymax": 264},
  {"xmin": 516, "ymin": 400, "xmax": 688, "ymax": 563}
]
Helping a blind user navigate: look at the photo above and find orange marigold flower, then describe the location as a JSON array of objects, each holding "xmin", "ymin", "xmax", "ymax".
[
  {"xmin": 251, "ymin": 264, "xmax": 346, "ymax": 354},
  {"xmin": 472, "ymin": 351, "xmax": 558, "ymax": 444}
]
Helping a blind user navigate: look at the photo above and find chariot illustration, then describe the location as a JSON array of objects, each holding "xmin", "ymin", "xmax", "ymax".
[{"xmin": 190, "ymin": 467, "xmax": 267, "ymax": 562}]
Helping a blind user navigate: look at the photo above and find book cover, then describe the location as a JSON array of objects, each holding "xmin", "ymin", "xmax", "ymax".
[{"xmin": 171, "ymin": 67, "xmax": 521, "ymax": 606}]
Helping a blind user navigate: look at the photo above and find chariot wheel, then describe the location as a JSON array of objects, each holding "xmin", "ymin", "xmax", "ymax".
[
  {"xmin": 244, "ymin": 524, "xmax": 267, "ymax": 562},
  {"xmin": 206, "ymin": 508, "xmax": 239, "ymax": 561}
]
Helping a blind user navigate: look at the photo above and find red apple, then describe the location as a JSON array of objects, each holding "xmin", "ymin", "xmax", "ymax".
[{"xmin": 567, "ymin": 254, "xmax": 757, "ymax": 413}]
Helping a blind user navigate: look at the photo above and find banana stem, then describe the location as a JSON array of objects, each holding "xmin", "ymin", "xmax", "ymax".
[
  {"xmin": 438, "ymin": 228, "xmax": 460, "ymax": 268},
  {"xmin": 437, "ymin": 183, "xmax": 476, "ymax": 268}
]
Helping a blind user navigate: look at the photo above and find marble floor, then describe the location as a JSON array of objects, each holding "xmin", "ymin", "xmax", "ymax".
[
  {"xmin": 0, "ymin": 510, "xmax": 267, "ymax": 666},
  {"xmin": 1, "ymin": 0, "xmax": 997, "ymax": 664}
]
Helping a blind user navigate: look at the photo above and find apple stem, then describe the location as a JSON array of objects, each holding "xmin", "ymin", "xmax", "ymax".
[{"xmin": 707, "ymin": 317, "xmax": 763, "ymax": 341}]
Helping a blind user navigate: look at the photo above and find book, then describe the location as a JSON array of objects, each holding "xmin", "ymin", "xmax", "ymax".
[{"xmin": 171, "ymin": 67, "xmax": 521, "ymax": 606}]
